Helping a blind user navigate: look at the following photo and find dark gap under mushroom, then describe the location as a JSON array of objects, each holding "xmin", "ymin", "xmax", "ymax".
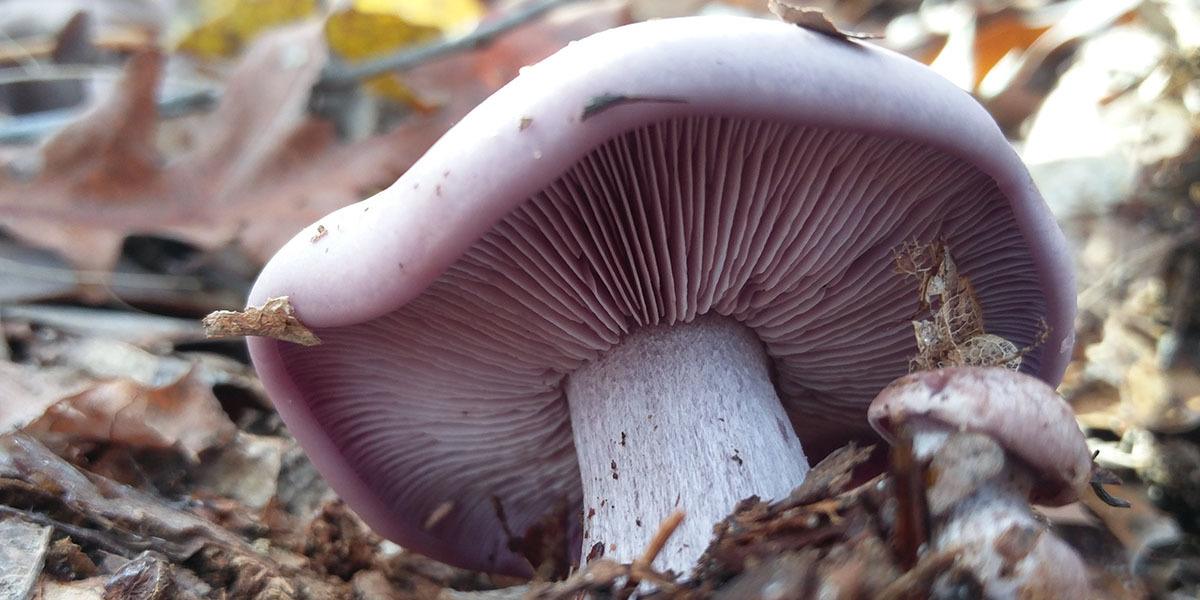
[{"xmin": 272, "ymin": 115, "xmax": 1047, "ymax": 574}]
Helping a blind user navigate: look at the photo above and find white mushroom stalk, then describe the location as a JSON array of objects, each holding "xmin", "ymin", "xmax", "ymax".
[
  {"xmin": 908, "ymin": 428, "xmax": 1088, "ymax": 598},
  {"xmin": 567, "ymin": 315, "xmax": 809, "ymax": 573}
]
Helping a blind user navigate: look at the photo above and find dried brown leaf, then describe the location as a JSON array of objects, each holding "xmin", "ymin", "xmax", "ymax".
[
  {"xmin": 194, "ymin": 432, "xmax": 289, "ymax": 509},
  {"xmin": 897, "ymin": 240, "xmax": 1037, "ymax": 371},
  {"xmin": 43, "ymin": 537, "xmax": 99, "ymax": 581},
  {"xmin": 304, "ymin": 501, "xmax": 380, "ymax": 581},
  {"xmin": 41, "ymin": 49, "xmax": 163, "ymax": 197},
  {"xmin": 203, "ymin": 296, "xmax": 321, "ymax": 346},
  {"xmin": 0, "ymin": 25, "xmax": 362, "ymax": 273},
  {"xmin": 0, "ymin": 361, "xmax": 93, "ymax": 432},
  {"xmin": 21, "ymin": 368, "xmax": 237, "ymax": 462},
  {"xmin": 102, "ymin": 553, "xmax": 183, "ymax": 600},
  {"xmin": 767, "ymin": 1, "xmax": 879, "ymax": 41},
  {"xmin": 775, "ymin": 442, "xmax": 874, "ymax": 509}
]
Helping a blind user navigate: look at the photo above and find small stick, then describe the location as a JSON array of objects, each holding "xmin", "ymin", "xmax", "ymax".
[
  {"xmin": 889, "ymin": 427, "xmax": 929, "ymax": 570},
  {"xmin": 635, "ymin": 509, "xmax": 685, "ymax": 570},
  {"xmin": 617, "ymin": 510, "xmax": 685, "ymax": 598}
]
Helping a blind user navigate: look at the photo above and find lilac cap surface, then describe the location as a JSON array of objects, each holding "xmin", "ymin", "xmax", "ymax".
[
  {"xmin": 869, "ymin": 367, "xmax": 1092, "ymax": 506},
  {"xmin": 247, "ymin": 16, "xmax": 1076, "ymax": 575}
]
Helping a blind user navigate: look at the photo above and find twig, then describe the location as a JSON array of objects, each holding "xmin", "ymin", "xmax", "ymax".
[
  {"xmin": 618, "ymin": 510, "xmax": 685, "ymax": 597},
  {"xmin": 0, "ymin": 505, "xmax": 141, "ymax": 559},
  {"xmin": 0, "ymin": 89, "xmax": 215, "ymax": 143},
  {"xmin": 0, "ymin": 30, "xmax": 155, "ymax": 64},
  {"xmin": 889, "ymin": 427, "xmax": 928, "ymax": 570},
  {"xmin": 635, "ymin": 509, "xmax": 685, "ymax": 570},
  {"xmin": 315, "ymin": 0, "xmax": 590, "ymax": 90},
  {"xmin": 0, "ymin": 304, "xmax": 205, "ymax": 344},
  {"xmin": 875, "ymin": 549, "xmax": 962, "ymax": 600},
  {"xmin": 0, "ymin": 254, "xmax": 204, "ymax": 291},
  {"xmin": 0, "ymin": 310, "xmax": 9, "ymax": 362},
  {"xmin": 0, "ymin": 64, "xmax": 216, "ymax": 143}
]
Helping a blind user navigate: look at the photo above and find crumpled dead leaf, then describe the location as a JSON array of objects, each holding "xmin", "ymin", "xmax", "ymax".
[
  {"xmin": 983, "ymin": 0, "xmax": 1143, "ymax": 130},
  {"xmin": 203, "ymin": 296, "xmax": 321, "ymax": 346},
  {"xmin": 1023, "ymin": 16, "xmax": 1193, "ymax": 220},
  {"xmin": 43, "ymin": 537, "xmax": 99, "ymax": 581},
  {"xmin": 195, "ymin": 432, "xmax": 290, "ymax": 509},
  {"xmin": 0, "ymin": 362, "xmax": 90, "ymax": 423},
  {"xmin": 768, "ymin": 1, "xmax": 879, "ymax": 41},
  {"xmin": 16, "ymin": 367, "xmax": 238, "ymax": 462},
  {"xmin": 102, "ymin": 552, "xmax": 190, "ymax": 600},
  {"xmin": 895, "ymin": 240, "xmax": 1041, "ymax": 371},
  {"xmin": 0, "ymin": 433, "xmax": 253, "ymax": 561},
  {"xmin": 25, "ymin": 336, "xmax": 266, "ymax": 404}
]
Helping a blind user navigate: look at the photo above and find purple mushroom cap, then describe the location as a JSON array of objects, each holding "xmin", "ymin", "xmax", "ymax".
[{"xmin": 247, "ymin": 16, "xmax": 1075, "ymax": 576}]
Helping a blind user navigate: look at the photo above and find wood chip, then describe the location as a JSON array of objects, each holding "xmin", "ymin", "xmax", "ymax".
[
  {"xmin": 202, "ymin": 296, "xmax": 321, "ymax": 346},
  {"xmin": 0, "ymin": 517, "xmax": 52, "ymax": 600}
]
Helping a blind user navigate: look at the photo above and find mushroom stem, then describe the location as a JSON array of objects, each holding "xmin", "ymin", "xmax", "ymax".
[
  {"xmin": 566, "ymin": 315, "xmax": 809, "ymax": 574},
  {"xmin": 909, "ymin": 427, "xmax": 1088, "ymax": 597}
]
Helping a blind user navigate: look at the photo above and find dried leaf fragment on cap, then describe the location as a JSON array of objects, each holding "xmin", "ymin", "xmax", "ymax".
[
  {"xmin": 895, "ymin": 240, "xmax": 1043, "ymax": 371},
  {"xmin": 203, "ymin": 296, "xmax": 321, "ymax": 346},
  {"xmin": 767, "ymin": 1, "xmax": 880, "ymax": 41}
]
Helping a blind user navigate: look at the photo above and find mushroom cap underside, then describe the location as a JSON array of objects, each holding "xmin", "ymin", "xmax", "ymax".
[
  {"xmin": 868, "ymin": 367, "xmax": 1092, "ymax": 505},
  {"xmin": 247, "ymin": 16, "xmax": 1076, "ymax": 575}
]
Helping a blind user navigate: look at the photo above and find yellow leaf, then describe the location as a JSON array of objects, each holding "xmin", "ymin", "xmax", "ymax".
[
  {"xmin": 178, "ymin": 0, "xmax": 319, "ymax": 59},
  {"xmin": 324, "ymin": 0, "xmax": 484, "ymax": 106},
  {"xmin": 350, "ymin": 0, "xmax": 484, "ymax": 32},
  {"xmin": 324, "ymin": 8, "xmax": 441, "ymax": 62},
  {"xmin": 366, "ymin": 76, "xmax": 442, "ymax": 113}
]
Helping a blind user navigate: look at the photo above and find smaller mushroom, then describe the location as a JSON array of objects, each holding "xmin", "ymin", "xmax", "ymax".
[{"xmin": 869, "ymin": 367, "xmax": 1092, "ymax": 598}]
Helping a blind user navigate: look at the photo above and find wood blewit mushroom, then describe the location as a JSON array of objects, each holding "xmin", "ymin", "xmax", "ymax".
[
  {"xmin": 869, "ymin": 367, "xmax": 1093, "ymax": 597},
  {"xmin": 246, "ymin": 16, "xmax": 1076, "ymax": 577}
]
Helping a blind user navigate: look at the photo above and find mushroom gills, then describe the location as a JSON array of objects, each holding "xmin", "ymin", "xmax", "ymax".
[
  {"xmin": 567, "ymin": 314, "xmax": 808, "ymax": 572},
  {"xmin": 275, "ymin": 115, "xmax": 1046, "ymax": 574}
]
